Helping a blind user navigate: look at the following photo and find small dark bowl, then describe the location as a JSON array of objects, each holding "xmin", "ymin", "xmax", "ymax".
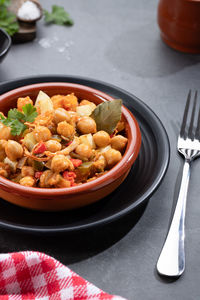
[
  {"xmin": 17, "ymin": 0, "xmax": 43, "ymax": 23},
  {"xmin": 0, "ymin": 28, "xmax": 11, "ymax": 63}
]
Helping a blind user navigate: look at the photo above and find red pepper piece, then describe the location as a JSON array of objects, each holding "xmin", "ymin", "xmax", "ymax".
[
  {"xmin": 67, "ymin": 171, "xmax": 77, "ymax": 178},
  {"xmin": 64, "ymin": 105, "xmax": 71, "ymax": 111},
  {"xmin": 63, "ymin": 171, "xmax": 77, "ymax": 186},
  {"xmin": 63, "ymin": 171, "xmax": 76, "ymax": 180},
  {"xmin": 35, "ymin": 171, "xmax": 43, "ymax": 179},
  {"xmin": 70, "ymin": 178, "xmax": 75, "ymax": 185},
  {"xmin": 33, "ymin": 142, "xmax": 47, "ymax": 154},
  {"xmin": 66, "ymin": 141, "xmax": 72, "ymax": 147},
  {"xmin": 70, "ymin": 158, "xmax": 82, "ymax": 168}
]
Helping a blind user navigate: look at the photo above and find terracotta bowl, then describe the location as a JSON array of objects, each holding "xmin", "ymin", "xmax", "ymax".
[
  {"xmin": 0, "ymin": 82, "xmax": 141, "ymax": 211},
  {"xmin": 158, "ymin": 0, "xmax": 200, "ymax": 53}
]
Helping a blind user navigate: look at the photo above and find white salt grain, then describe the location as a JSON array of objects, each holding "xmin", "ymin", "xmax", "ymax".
[
  {"xmin": 18, "ymin": 1, "xmax": 41, "ymax": 21},
  {"xmin": 58, "ymin": 47, "xmax": 65, "ymax": 53},
  {"xmin": 37, "ymin": 36, "xmax": 74, "ymax": 60},
  {"xmin": 38, "ymin": 38, "xmax": 52, "ymax": 48}
]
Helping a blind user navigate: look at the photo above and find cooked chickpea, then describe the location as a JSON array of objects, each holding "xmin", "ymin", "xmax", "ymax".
[
  {"xmin": 75, "ymin": 143, "xmax": 93, "ymax": 158},
  {"xmin": 54, "ymin": 108, "xmax": 71, "ymax": 124},
  {"xmin": 45, "ymin": 140, "xmax": 62, "ymax": 153},
  {"xmin": 56, "ymin": 177, "xmax": 71, "ymax": 188},
  {"xmin": 19, "ymin": 176, "xmax": 35, "ymax": 187},
  {"xmin": 39, "ymin": 170, "xmax": 53, "ymax": 188},
  {"xmin": 33, "ymin": 126, "xmax": 52, "ymax": 142},
  {"xmin": 93, "ymin": 131, "xmax": 110, "ymax": 148},
  {"xmin": 57, "ymin": 121, "xmax": 74, "ymax": 138},
  {"xmin": 48, "ymin": 173, "xmax": 61, "ymax": 186},
  {"xmin": 0, "ymin": 123, "xmax": 12, "ymax": 140},
  {"xmin": 0, "ymin": 162, "xmax": 9, "ymax": 178},
  {"xmin": 51, "ymin": 95, "xmax": 64, "ymax": 110},
  {"xmin": 0, "ymin": 140, "xmax": 7, "ymax": 148},
  {"xmin": 40, "ymin": 170, "xmax": 67, "ymax": 188},
  {"xmin": 104, "ymin": 149, "xmax": 122, "ymax": 167},
  {"xmin": 51, "ymin": 154, "xmax": 72, "ymax": 173},
  {"xmin": 21, "ymin": 166, "xmax": 34, "ymax": 177},
  {"xmin": 0, "ymin": 140, "xmax": 6, "ymax": 161},
  {"xmin": 77, "ymin": 117, "xmax": 97, "ymax": 134},
  {"xmin": 80, "ymin": 100, "xmax": 91, "ymax": 106},
  {"xmin": 17, "ymin": 96, "xmax": 33, "ymax": 111},
  {"xmin": 34, "ymin": 111, "xmax": 54, "ymax": 127},
  {"xmin": 5, "ymin": 140, "xmax": 23, "ymax": 161},
  {"xmin": 93, "ymin": 158, "xmax": 106, "ymax": 172},
  {"xmin": 68, "ymin": 111, "xmax": 79, "ymax": 119},
  {"xmin": 111, "ymin": 135, "xmax": 128, "ymax": 152},
  {"xmin": 0, "ymin": 169, "xmax": 8, "ymax": 178},
  {"xmin": 0, "ymin": 151, "xmax": 5, "ymax": 162},
  {"xmin": 63, "ymin": 93, "xmax": 78, "ymax": 111},
  {"xmin": 80, "ymin": 100, "xmax": 96, "ymax": 109}
]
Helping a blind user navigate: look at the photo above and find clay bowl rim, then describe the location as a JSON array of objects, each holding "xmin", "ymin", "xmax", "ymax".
[{"xmin": 0, "ymin": 82, "xmax": 141, "ymax": 197}]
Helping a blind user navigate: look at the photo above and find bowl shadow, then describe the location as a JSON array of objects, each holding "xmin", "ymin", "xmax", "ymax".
[{"xmin": 0, "ymin": 202, "xmax": 147, "ymax": 264}]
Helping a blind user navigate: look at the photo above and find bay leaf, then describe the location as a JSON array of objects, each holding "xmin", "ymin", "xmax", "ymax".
[{"xmin": 90, "ymin": 99, "xmax": 122, "ymax": 134}]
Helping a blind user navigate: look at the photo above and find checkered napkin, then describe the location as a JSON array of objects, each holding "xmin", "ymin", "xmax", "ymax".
[{"xmin": 0, "ymin": 251, "xmax": 126, "ymax": 300}]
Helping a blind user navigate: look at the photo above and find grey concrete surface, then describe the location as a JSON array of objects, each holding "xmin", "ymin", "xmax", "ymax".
[{"xmin": 1, "ymin": 0, "xmax": 200, "ymax": 299}]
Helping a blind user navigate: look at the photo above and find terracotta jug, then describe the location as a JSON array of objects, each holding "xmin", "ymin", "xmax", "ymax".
[{"xmin": 158, "ymin": 0, "xmax": 200, "ymax": 53}]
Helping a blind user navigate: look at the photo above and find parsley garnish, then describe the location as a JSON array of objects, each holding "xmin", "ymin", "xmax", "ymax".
[
  {"xmin": 22, "ymin": 104, "xmax": 38, "ymax": 122},
  {"xmin": 0, "ymin": 104, "xmax": 38, "ymax": 136},
  {"xmin": 7, "ymin": 108, "xmax": 24, "ymax": 120},
  {"xmin": 44, "ymin": 5, "xmax": 74, "ymax": 26},
  {"xmin": 0, "ymin": 0, "xmax": 19, "ymax": 36}
]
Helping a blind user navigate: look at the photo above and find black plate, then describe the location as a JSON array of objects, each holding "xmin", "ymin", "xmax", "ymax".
[{"xmin": 0, "ymin": 76, "xmax": 170, "ymax": 234}]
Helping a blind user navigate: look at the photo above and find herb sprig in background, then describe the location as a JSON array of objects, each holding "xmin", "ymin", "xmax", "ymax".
[
  {"xmin": 44, "ymin": 5, "xmax": 74, "ymax": 26},
  {"xmin": 0, "ymin": 0, "xmax": 19, "ymax": 36}
]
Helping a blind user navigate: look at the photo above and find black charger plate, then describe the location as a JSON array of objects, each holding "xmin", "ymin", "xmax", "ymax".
[{"xmin": 0, "ymin": 76, "xmax": 170, "ymax": 234}]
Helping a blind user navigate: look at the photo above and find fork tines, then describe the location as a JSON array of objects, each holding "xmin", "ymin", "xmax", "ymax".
[{"xmin": 180, "ymin": 90, "xmax": 199, "ymax": 140}]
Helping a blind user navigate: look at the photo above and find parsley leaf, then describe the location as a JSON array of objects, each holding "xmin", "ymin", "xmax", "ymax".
[
  {"xmin": 0, "ymin": 0, "xmax": 19, "ymax": 36},
  {"xmin": 0, "ymin": 114, "xmax": 10, "ymax": 126},
  {"xmin": 9, "ymin": 120, "xmax": 27, "ymax": 136},
  {"xmin": 7, "ymin": 108, "xmax": 25, "ymax": 120},
  {"xmin": 0, "ymin": 104, "xmax": 38, "ymax": 136},
  {"xmin": 22, "ymin": 104, "xmax": 38, "ymax": 122},
  {"xmin": 44, "ymin": 5, "xmax": 74, "ymax": 26}
]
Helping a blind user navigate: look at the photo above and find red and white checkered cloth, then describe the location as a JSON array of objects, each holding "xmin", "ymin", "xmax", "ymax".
[{"xmin": 0, "ymin": 251, "xmax": 126, "ymax": 300}]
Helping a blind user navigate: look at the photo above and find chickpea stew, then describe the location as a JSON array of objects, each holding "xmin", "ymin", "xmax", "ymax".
[{"xmin": 0, "ymin": 91, "xmax": 128, "ymax": 188}]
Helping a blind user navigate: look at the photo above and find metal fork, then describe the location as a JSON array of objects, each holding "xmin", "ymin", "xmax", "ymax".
[{"xmin": 157, "ymin": 90, "xmax": 200, "ymax": 277}]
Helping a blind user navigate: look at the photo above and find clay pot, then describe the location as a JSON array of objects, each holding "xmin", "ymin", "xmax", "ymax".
[{"xmin": 158, "ymin": 0, "xmax": 200, "ymax": 53}]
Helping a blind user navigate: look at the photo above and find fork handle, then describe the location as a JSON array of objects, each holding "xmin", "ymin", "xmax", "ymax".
[{"xmin": 157, "ymin": 160, "xmax": 190, "ymax": 277}]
